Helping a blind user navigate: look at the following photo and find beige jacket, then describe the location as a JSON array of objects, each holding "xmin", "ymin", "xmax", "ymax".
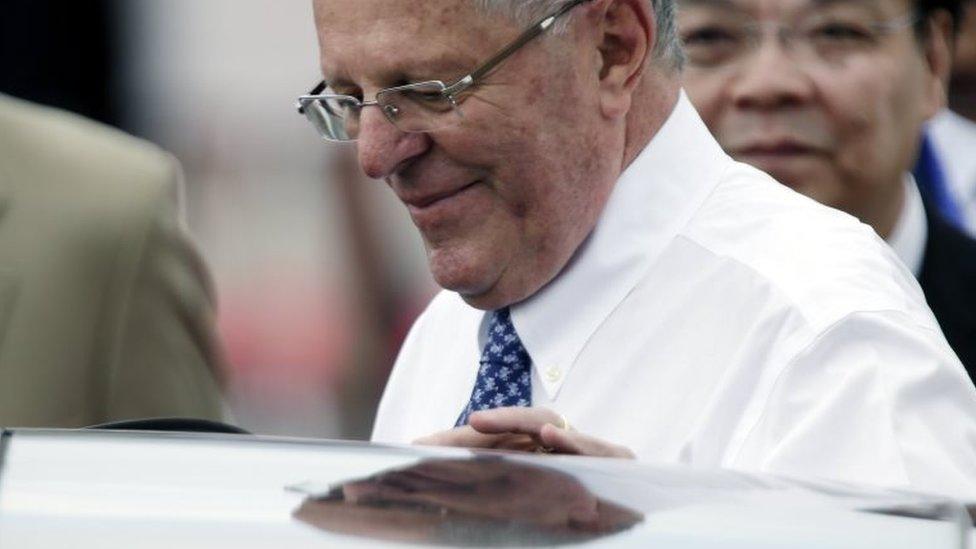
[{"xmin": 0, "ymin": 94, "xmax": 225, "ymax": 427}]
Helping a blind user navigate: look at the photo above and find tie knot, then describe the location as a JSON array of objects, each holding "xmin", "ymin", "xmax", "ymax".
[{"xmin": 483, "ymin": 308, "xmax": 530, "ymax": 366}]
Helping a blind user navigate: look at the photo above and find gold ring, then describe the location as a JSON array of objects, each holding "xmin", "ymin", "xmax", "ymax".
[
  {"xmin": 535, "ymin": 445, "xmax": 554, "ymax": 454},
  {"xmin": 557, "ymin": 413, "xmax": 571, "ymax": 431}
]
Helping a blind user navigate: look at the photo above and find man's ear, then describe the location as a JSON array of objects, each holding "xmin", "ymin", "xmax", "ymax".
[
  {"xmin": 921, "ymin": 11, "xmax": 954, "ymax": 117},
  {"xmin": 592, "ymin": 0, "xmax": 654, "ymax": 119}
]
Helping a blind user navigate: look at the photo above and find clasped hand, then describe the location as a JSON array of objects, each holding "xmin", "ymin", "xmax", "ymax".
[{"xmin": 413, "ymin": 406, "xmax": 635, "ymax": 458}]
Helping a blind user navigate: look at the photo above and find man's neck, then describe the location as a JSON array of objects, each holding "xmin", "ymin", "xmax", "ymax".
[
  {"xmin": 885, "ymin": 175, "xmax": 929, "ymax": 277},
  {"xmin": 864, "ymin": 177, "xmax": 906, "ymax": 241},
  {"xmin": 622, "ymin": 76, "xmax": 681, "ymax": 171}
]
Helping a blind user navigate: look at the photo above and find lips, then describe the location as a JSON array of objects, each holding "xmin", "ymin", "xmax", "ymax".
[
  {"xmin": 401, "ymin": 180, "xmax": 480, "ymax": 211},
  {"xmin": 729, "ymin": 140, "xmax": 828, "ymax": 190},
  {"xmin": 734, "ymin": 141, "xmax": 820, "ymax": 157}
]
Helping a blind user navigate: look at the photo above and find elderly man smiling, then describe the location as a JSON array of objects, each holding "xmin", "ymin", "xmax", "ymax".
[{"xmin": 300, "ymin": 0, "xmax": 976, "ymax": 498}]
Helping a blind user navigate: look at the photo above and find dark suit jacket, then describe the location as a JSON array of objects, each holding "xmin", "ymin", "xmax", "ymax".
[{"xmin": 918, "ymin": 203, "xmax": 976, "ymax": 384}]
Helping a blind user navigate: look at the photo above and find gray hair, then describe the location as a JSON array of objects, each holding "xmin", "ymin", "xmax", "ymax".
[{"xmin": 475, "ymin": 0, "xmax": 683, "ymax": 70}]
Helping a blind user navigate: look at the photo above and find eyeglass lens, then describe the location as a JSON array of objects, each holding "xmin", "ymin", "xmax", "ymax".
[
  {"xmin": 679, "ymin": 5, "xmax": 914, "ymax": 69},
  {"xmin": 302, "ymin": 82, "xmax": 462, "ymax": 142}
]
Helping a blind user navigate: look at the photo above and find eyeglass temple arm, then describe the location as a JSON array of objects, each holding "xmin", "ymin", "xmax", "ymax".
[
  {"xmin": 296, "ymin": 81, "xmax": 329, "ymax": 114},
  {"xmin": 874, "ymin": 12, "xmax": 919, "ymax": 32},
  {"xmin": 443, "ymin": 0, "xmax": 593, "ymax": 96}
]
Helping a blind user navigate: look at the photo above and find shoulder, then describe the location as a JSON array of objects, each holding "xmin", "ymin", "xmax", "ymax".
[
  {"xmin": 679, "ymin": 161, "xmax": 933, "ymax": 331},
  {"xmin": 387, "ymin": 290, "xmax": 482, "ymax": 396},
  {"xmin": 373, "ymin": 290, "xmax": 484, "ymax": 442},
  {"xmin": 0, "ymin": 95, "xmax": 183, "ymax": 256},
  {"xmin": 0, "ymin": 94, "xmax": 178, "ymax": 211}
]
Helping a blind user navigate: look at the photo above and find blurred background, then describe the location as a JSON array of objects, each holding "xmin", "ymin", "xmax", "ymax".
[{"xmin": 0, "ymin": 0, "xmax": 438, "ymax": 438}]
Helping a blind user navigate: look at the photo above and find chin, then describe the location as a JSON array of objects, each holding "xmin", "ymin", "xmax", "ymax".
[
  {"xmin": 423, "ymin": 232, "xmax": 551, "ymax": 310},
  {"xmin": 438, "ymin": 277, "xmax": 508, "ymax": 311},
  {"xmin": 428, "ymin": 251, "xmax": 497, "ymax": 302},
  {"xmin": 781, "ymin": 175, "xmax": 843, "ymax": 207},
  {"xmin": 429, "ymin": 254, "xmax": 527, "ymax": 311},
  {"xmin": 457, "ymin": 287, "xmax": 517, "ymax": 312}
]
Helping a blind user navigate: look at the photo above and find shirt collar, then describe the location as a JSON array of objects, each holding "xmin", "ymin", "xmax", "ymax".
[
  {"xmin": 887, "ymin": 174, "xmax": 928, "ymax": 277},
  {"xmin": 929, "ymin": 109, "xmax": 976, "ymax": 201},
  {"xmin": 509, "ymin": 91, "xmax": 731, "ymax": 399}
]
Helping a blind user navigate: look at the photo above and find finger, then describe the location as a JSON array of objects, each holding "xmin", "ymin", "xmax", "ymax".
[
  {"xmin": 408, "ymin": 461, "xmax": 485, "ymax": 484},
  {"xmin": 413, "ymin": 426, "xmax": 499, "ymax": 447},
  {"xmin": 372, "ymin": 469, "xmax": 460, "ymax": 493},
  {"xmin": 413, "ymin": 426, "xmax": 537, "ymax": 451},
  {"xmin": 538, "ymin": 423, "xmax": 636, "ymax": 459},
  {"xmin": 468, "ymin": 406, "xmax": 564, "ymax": 437}
]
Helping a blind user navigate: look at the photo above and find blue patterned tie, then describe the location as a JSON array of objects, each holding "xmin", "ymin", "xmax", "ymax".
[{"xmin": 455, "ymin": 308, "xmax": 532, "ymax": 426}]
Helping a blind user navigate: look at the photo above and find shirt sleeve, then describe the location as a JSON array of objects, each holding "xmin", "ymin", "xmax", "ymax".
[
  {"xmin": 730, "ymin": 309, "xmax": 976, "ymax": 500},
  {"xmin": 370, "ymin": 301, "xmax": 434, "ymax": 444}
]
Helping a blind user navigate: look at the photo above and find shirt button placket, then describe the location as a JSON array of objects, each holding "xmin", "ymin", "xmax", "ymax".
[{"xmin": 545, "ymin": 366, "xmax": 562, "ymax": 383}]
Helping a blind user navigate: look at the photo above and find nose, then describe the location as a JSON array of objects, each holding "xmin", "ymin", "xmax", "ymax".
[
  {"xmin": 728, "ymin": 38, "xmax": 815, "ymax": 111},
  {"xmin": 356, "ymin": 106, "xmax": 430, "ymax": 180}
]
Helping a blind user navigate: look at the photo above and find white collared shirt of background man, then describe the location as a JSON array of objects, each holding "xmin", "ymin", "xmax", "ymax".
[
  {"xmin": 886, "ymin": 175, "xmax": 928, "ymax": 276},
  {"xmin": 927, "ymin": 109, "xmax": 976, "ymax": 236},
  {"xmin": 373, "ymin": 94, "xmax": 976, "ymax": 501}
]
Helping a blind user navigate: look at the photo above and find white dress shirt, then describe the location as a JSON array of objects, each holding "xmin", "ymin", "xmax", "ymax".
[
  {"xmin": 373, "ymin": 93, "xmax": 976, "ymax": 500},
  {"xmin": 886, "ymin": 175, "xmax": 928, "ymax": 276},
  {"xmin": 928, "ymin": 109, "xmax": 976, "ymax": 236}
]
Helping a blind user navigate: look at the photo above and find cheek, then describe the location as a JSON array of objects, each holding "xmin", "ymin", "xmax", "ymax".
[
  {"xmin": 444, "ymin": 92, "xmax": 547, "ymax": 161},
  {"xmin": 434, "ymin": 69, "xmax": 609, "ymax": 241},
  {"xmin": 806, "ymin": 66, "xmax": 884, "ymax": 181},
  {"xmin": 815, "ymin": 58, "xmax": 922, "ymax": 170}
]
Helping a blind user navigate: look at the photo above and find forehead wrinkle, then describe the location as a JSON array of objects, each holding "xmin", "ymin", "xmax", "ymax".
[
  {"xmin": 320, "ymin": 31, "xmax": 484, "ymax": 88},
  {"xmin": 316, "ymin": 0, "xmax": 474, "ymax": 47},
  {"xmin": 317, "ymin": 16, "xmax": 423, "ymax": 85},
  {"xmin": 317, "ymin": 2, "xmax": 518, "ymax": 88}
]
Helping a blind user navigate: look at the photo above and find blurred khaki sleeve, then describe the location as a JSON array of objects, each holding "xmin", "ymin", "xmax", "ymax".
[
  {"xmin": 100, "ymin": 156, "xmax": 226, "ymax": 422},
  {"xmin": 0, "ymin": 94, "xmax": 226, "ymax": 427}
]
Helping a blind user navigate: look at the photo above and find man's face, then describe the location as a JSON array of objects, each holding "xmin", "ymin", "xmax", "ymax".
[
  {"xmin": 313, "ymin": 0, "xmax": 620, "ymax": 310},
  {"xmin": 679, "ymin": 0, "xmax": 943, "ymax": 226}
]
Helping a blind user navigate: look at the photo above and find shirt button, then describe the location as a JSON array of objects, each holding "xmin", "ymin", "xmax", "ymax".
[{"xmin": 545, "ymin": 366, "xmax": 562, "ymax": 383}]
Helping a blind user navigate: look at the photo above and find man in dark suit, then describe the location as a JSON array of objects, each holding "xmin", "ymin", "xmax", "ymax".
[{"xmin": 679, "ymin": 0, "xmax": 976, "ymax": 381}]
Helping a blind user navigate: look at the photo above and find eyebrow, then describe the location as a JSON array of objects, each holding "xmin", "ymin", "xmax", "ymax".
[
  {"xmin": 810, "ymin": 0, "xmax": 884, "ymax": 10},
  {"xmin": 321, "ymin": 52, "xmax": 478, "ymax": 92}
]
